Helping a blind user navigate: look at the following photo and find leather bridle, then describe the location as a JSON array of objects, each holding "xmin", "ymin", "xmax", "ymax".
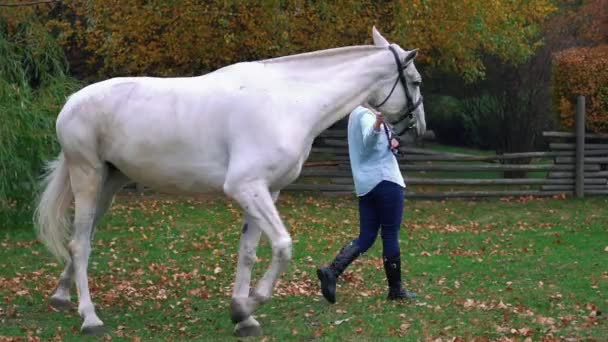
[{"xmin": 376, "ymin": 46, "xmax": 423, "ymax": 137}]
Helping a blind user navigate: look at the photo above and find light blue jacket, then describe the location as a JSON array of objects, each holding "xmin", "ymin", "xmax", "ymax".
[{"xmin": 347, "ymin": 106, "xmax": 405, "ymax": 196}]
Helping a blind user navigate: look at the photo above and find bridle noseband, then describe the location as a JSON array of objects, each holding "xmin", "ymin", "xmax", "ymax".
[{"xmin": 376, "ymin": 46, "xmax": 423, "ymax": 136}]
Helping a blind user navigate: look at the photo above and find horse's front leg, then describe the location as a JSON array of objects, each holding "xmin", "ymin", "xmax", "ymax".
[
  {"xmin": 230, "ymin": 219, "xmax": 263, "ymax": 336},
  {"xmin": 225, "ymin": 182, "xmax": 292, "ymax": 335},
  {"xmin": 230, "ymin": 193, "xmax": 280, "ymax": 337}
]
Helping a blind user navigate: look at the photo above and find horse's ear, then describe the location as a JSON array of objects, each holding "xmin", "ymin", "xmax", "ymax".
[
  {"xmin": 372, "ymin": 26, "xmax": 389, "ymax": 47},
  {"xmin": 404, "ymin": 49, "xmax": 419, "ymax": 63}
]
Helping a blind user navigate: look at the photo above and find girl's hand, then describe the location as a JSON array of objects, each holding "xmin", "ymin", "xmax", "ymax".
[
  {"xmin": 390, "ymin": 137, "xmax": 400, "ymax": 150},
  {"xmin": 373, "ymin": 113, "xmax": 385, "ymax": 131}
]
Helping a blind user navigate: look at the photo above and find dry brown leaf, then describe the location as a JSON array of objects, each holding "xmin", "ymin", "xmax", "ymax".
[
  {"xmin": 536, "ymin": 316, "xmax": 557, "ymax": 326},
  {"xmin": 463, "ymin": 298, "xmax": 476, "ymax": 308},
  {"xmin": 497, "ymin": 300, "xmax": 508, "ymax": 309}
]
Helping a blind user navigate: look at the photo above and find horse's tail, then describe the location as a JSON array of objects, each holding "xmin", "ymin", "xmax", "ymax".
[{"xmin": 34, "ymin": 153, "xmax": 73, "ymax": 263}]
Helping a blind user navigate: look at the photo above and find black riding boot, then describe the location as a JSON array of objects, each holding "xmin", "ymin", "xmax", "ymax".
[
  {"xmin": 316, "ymin": 241, "xmax": 361, "ymax": 303},
  {"xmin": 383, "ymin": 254, "xmax": 417, "ymax": 300}
]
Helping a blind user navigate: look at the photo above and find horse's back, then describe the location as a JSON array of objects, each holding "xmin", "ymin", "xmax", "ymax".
[
  {"xmin": 54, "ymin": 64, "xmax": 312, "ymax": 194},
  {"xmin": 55, "ymin": 75, "xmax": 235, "ymax": 193}
]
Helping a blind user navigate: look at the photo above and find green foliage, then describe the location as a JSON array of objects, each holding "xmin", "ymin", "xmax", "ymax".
[
  {"xmin": 426, "ymin": 94, "xmax": 504, "ymax": 149},
  {"xmin": 426, "ymin": 95, "xmax": 472, "ymax": 145},
  {"xmin": 458, "ymin": 95, "xmax": 505, "ymax": 149},
  {"xmin": 0, "ymin": 19, "xmax": 80, "ymax": 225}
]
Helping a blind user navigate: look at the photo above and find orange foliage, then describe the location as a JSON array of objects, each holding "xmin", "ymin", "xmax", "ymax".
[
  {"xmin": 553, "ymin": 45, "xmax": 608, "ymax": 133},
  {"xmin": 2, "ymin": 0, "xmax": 555, "ymax": 81}
]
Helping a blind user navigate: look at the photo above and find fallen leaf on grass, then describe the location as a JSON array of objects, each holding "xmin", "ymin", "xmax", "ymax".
[
  {"xmin": 399, "ymin": 323, "xmax": 411, "ymax": 332},
  {"xmin": 559, "ymin": 314, "xmax": 577, "ymax": 325},
  {"xmin": 496, "ymin": 325, "xmax": 510, "ymax": 333},
  {"xmin": 536, "ymin": 316, "xmax": 557, "ymax": 326},
  {"xmin": 497, "ymin": 301, "xmax": 508, "ymax": 309},
  {"xmin": 549, "ymin": 293, "xmax": 563, "ymax": 301},
  {"xmin": 463, "ymin": 299, "xmax": 476, "ymax": 308},
  {"xmin": 510, "ymin": 327, "xmax": 531, "ymax": 336},
  {"xmin": 334, "ymin": 317, "xmax": 352, "ymax": 325}
]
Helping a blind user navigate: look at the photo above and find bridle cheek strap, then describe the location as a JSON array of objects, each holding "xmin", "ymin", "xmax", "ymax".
[{"xmin": 375, "ymin": 46, "xmax": 423, "ymax": 135}]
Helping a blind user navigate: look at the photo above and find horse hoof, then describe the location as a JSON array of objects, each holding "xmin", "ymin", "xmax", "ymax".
[
  {"xmin": 81, "ymin": 325, "xmax": 106, "ymax": 336},
  {"xmin": 230, "ymin": 297, "xmax": 258, "ymax": 323},
  {"xmin": 230, "ymin": 300, "xmax": 248, "ymax": 323},
  {"xmin": 235, "ymin": 324, "xmax": 262, "ymax": 337},
  {"xmin": 234, "ymin": 320, "xmax": 263, "ymax": 337},
  {"xmin": 49, "ymin": 297, "xmax": 73, "ymax": 311}
]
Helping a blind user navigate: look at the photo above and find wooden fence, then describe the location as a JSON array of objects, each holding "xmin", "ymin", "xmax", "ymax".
[{"xmin": 285, "ymin": 96, "xmax": 608, "ymax": 198}]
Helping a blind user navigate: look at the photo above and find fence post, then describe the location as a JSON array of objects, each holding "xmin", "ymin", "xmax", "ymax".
[{"xmin": 575, "ymin": 95, "xmax": 586, "ymax": 198}]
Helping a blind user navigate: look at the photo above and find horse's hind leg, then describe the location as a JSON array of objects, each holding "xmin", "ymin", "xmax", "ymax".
[
  {"xmin": 62, "ymin": 157, "xmax": 131, "ymax": 334},
  {"xmin": 49, "ymin": 164, "xmax": 129, "ymax": 312},
  {"xmin": 49, "ymin": 261, "xmax": 74, "ymax": 311}
]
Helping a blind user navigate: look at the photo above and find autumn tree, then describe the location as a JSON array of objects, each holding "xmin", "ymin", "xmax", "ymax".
[
  {"xmin": 392, "ymin": 0, "xmax": 556, "ymax": 81},
  {"xmin": 24, "ymin": 0, "xmax": 555, "ymax": 81},
  {"xmin": 430, "ymin": 1, "xmax": 606, "ymax": 151}
]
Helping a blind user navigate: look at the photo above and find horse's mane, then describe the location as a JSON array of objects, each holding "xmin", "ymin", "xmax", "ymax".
[{"xmin": 261, "ymin": 45, "xmax": 385, "ymax": 66}]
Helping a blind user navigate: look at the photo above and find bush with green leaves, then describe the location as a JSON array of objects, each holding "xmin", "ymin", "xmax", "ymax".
[
  {"xmin": 458, "ymin": 95, "xmax": 505, "ymax": 150},
  {"xmin": 426, "ymin": 95, "xmax": 472, "ymax": 146},
  {"xmin": 426, "ymin": 94, "xmax": 504, "ymax": 149},
  {"xmin": 0, "ymin": 20, "xmax": 80, "ymax": 226}
]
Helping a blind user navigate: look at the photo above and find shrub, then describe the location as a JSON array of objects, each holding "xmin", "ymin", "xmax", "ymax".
[
  {"xmin": 553, "ymin": 45, "xmax": 608, "ymax": 133},
  {"xmin": 0, "ymin": 20, "xmax": 80, "ymax": 226},
  {"xmin": 425, "ymin": 95, "xmax": 472, "ymax": 146},
  {"xmin": 426, "ymin": 94, "xmax": 505, "ymax": 149}
]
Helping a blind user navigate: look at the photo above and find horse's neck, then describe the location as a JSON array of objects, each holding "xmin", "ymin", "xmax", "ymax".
[{"xmin": 264, "ymin": 47, "xmax": 394, "ymax": 138}]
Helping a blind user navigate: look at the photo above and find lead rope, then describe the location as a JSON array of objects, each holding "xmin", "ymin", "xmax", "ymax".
[{"xmin": 382, "ymin": 122, "xmax": 400, "ymax": 157}]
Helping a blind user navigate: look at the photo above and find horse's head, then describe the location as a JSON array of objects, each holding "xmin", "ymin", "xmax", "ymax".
[{"xmin": 368, "ymin": 26, "xmax": 426, "ymax": 137}]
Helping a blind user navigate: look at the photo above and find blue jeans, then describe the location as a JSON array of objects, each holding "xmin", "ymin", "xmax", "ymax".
[{"xmin": 353, "ymin": 180, "xmax": 404, "ymax": 257}]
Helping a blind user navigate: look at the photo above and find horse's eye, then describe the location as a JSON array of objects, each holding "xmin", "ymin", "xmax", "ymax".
[{"xmin": 412, "ymin": 81, "xmax": 422, "ymax": 87}]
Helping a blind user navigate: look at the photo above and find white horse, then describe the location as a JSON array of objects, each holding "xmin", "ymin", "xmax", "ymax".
[{"xmin": 34, "ymin": 27, "xmax": 425, "ymax": 337}]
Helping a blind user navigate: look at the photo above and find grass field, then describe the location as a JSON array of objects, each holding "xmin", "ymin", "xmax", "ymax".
[{"xmin": 1, "ymin": 193, "xmax": 607, "ymax": 341}]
